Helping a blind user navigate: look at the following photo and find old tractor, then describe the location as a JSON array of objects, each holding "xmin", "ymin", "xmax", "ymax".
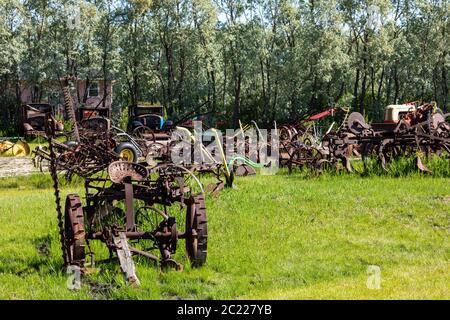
[
  {"xmin": 128, "ymin": 104, "xmax": 173, "ymax": 139},
  {"xmin": 21, "ymin": 103, "xmax": 64, "ymax": 138}
]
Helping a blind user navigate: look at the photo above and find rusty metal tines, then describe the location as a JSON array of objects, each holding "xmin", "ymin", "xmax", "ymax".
[{"xmin": 49, "ymin": 131, "xmax": 119, "ymax": 179}]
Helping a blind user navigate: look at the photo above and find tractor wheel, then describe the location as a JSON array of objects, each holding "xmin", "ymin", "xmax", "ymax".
[
  {"xmin": 115, "ymin": 142, "xmax": 139, "ymax": 163},
  {"xmin": 64, "ymin": 194, "xmax": 86, "ymax": 267},
  {"xmin": 185, "ymin": 194, "xmax": 208, "ymax": 267}
]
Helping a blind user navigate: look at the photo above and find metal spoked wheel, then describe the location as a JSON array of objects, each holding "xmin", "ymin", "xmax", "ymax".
[
  {"xmin": 133, "ymin": 126, "xmax": 155, "ymax": 141},
  {"xmin": 134, "ymin": 204, "xmax": 169, "ymax": 252},
  {"xmin": 286, "ymin": 142, "xmax": 323, "ymax": 173},
  {"xmin": 133, "ymin": 202, "xmax": 181, "ymax": 270}
]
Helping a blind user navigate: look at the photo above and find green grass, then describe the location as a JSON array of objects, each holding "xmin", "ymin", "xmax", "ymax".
[{"xmin": 0, "ymin": 172, "xmax": 449, "ymax": 300}]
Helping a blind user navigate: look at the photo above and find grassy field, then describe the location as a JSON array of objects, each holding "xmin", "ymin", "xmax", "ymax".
[{"xmin": 0, "ymin": 171, "xmax": 449, "ymax": 300}]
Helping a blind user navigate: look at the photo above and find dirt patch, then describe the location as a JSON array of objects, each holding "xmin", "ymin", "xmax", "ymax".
[
  {"xmin": 441, "ymin": 196, "xmax": 450, "ymax": 204},
  {"xmin": 0, "ymin": 157, "xmax": 38, "ymax": 178}
]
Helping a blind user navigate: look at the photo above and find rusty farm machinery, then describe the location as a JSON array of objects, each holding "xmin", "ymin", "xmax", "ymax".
[
  {"xmin": 38, "ymin": 77, "xmax": 272, "ymax": 285},
  {"xmin": 279, "ymin": 103, "xmax": 450, "ymax": 173},
  {"xmin": 13, "ymin": 75, "xmax": 450, "ymax": 289},
  {"xmin": 340, "ymin": 104, "xmax": 449, "ymax": 171},
  {"xmin": 35, "ymin": 78, "xmax": 209, "ymax": 285},
  {"xmin": 44, "ymin": 115, "xmax": 267, "ymax": 286},
  {"xmin": 278, "ymin": 107, "xmax": 351, "ymax": 172},
  {"xmin": 44, "ymin": 115, "xmax": 208, "ymax": 286}
]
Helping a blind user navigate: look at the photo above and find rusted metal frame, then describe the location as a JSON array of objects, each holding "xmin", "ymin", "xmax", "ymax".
[
  {"xmin": 124, "ymin": 181, "xmax": 135, "ymax": 232},
  {"xmin": 89, "ymin": 230, "xmax": 181, "ymax": 241},
  {"xmin": 84, "ymin": 187, "xmax": 180, "ymax": 207}
]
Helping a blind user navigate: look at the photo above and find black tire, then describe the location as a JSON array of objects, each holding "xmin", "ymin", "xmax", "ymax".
[
  {"xmin": 114, "ymin": 142, "xmax": 140, "ymax": 163},
  {"xmin": 185, "ymin": 194, "xmax": 208, "ymax": 267},
  {"xmin": 64, "ymin": 194, "xmax": 86, "ymax": 267}
]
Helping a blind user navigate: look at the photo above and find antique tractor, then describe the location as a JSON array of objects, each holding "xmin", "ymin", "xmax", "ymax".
[{"xmin": 21, "ymin": 103, "xmax": 64, "ymax": 137}]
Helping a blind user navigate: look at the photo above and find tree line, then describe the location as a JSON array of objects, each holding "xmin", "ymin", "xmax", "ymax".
[{"xmin": 0, "ymin": 0, "xmax": 448, "ymax": 133}]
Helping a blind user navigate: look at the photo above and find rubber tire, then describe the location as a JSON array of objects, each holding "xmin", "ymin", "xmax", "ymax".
[{"xmin": 114, "ymin": 142, "xmax": 139, "ymax": 163}]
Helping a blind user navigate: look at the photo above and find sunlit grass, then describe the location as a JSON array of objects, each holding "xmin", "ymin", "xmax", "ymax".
[{"xmin": 0, "ymin": 170, "xmax": 448, "ymax": 299}]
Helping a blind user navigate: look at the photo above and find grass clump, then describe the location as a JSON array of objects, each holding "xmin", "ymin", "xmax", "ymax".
[{"xmin": 0, "ymin": 173, "xmax": 84, "ymax": 190}]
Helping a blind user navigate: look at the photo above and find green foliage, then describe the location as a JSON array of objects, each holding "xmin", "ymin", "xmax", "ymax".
[
  {"xmin": 115, "ymin": 106, "xmax": 129, "ymax": 131},
  {"xmin": 63, "ymin": 119, "xmax": 74, "ymax": 133},
  {"xmin": 0, "ymin": 0, "xmax": 25, "ymax": 76},
  {"xmin": 0, "ymin": 0, "xmax": 449, "ymax": 133},
  {"xmin": 0, "ymin": 93, "xmax": 20, "ymax": 135}
]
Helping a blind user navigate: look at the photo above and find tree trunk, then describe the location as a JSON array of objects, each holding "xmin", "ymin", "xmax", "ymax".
[
  {"xmin": 359, "ymin": 72, "xmax": 367, "ymax": 115},
  {"xmin": 353, "ymin": 68, "xmax": 360, "ymax": 111},
  {"xmin": 232, "ymin": 71, "xmax": 241, "ymax": 129},
  {"xmin": 386, "ymin": 67, "xmax": 393, "ymax": 105},
  {"xmin": 394, "ymin": 66, "xmax": 399, "ymax": 104},
  {"xmin": 442, "ymin": 62, "xmax": 448, "ymax": 113},
  {"xmin": 222, "ymin": 46, "xmax": 227, "ymax": 113}
]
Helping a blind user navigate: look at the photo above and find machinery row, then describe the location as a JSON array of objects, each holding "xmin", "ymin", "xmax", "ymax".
[{"xmin": 14, "ymin": 76, "xmax": 450, "ymax": 286}]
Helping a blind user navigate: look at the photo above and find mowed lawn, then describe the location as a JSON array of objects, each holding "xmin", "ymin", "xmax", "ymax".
[{"xmin": 0, "ymin": 173, "xmax": 448, "ymax": 299}]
